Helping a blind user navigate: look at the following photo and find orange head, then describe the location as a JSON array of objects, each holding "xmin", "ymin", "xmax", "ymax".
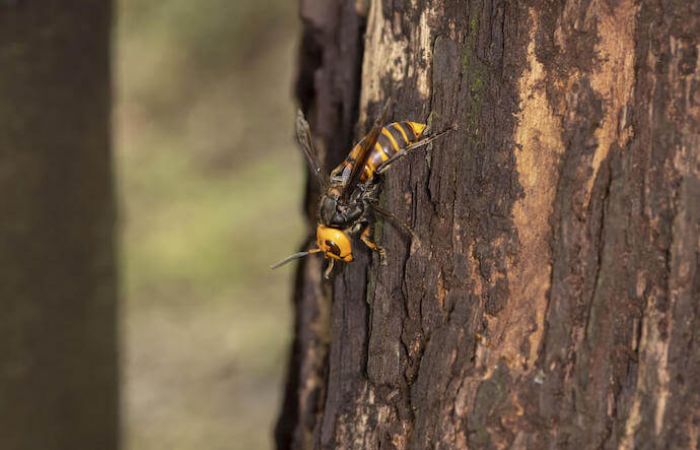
[
  {"xmin": 270, "ymin": 225, "xmax": 352, "ymax": 279},
  {"xmin": 316, "ymin": 225, "xmax": 353, "ymax": 262}
]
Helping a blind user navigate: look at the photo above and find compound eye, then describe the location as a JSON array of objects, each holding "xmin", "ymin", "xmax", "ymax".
[{"xmin": 325, "ymin": 240, "xmax": 341, "ymax": 256}]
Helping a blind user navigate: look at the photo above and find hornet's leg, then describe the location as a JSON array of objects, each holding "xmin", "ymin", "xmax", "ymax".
[
  {"xmin": 323, "ymin": 258, "xmax": 335, "ymax": 280},
  {"xmin": 376, "ymin": 127, "xmax": 453, "ymax": 175},
  {"xmin": 360, "ymin": 224, "xmax": 387, "ymax": 265},
  {"xmin": 369, "ymin": 202, "xmax": 420, "ymax": 245}
]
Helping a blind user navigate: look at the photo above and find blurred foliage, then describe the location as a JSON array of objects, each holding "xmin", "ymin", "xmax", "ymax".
[{"xmin": 115, "ymin": 1, "xmax": 303, "ymax": 449}]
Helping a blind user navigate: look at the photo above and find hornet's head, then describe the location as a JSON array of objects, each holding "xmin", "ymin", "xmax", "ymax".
[
  {"xmin": 316, "ymin": 225, "xmax": 353, "ymax": 262},
  {"xmin": 270, "ymin": 224, "xmax": 352, "ymax": 279}
]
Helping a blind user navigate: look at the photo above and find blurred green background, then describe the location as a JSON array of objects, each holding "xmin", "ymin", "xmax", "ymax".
[{"xmin": 115, "ymin": 1, "xmax": 303, "ymax": 449}]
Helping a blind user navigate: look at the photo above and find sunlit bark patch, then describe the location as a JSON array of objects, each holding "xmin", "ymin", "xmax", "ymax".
[
  {"xmin": 586, "ymin": 0, "xmax": 638, "ymax": 207},
  {"xmin": 359, "ymin": 0, "xmax": 435, "ymax": 122},
  {"xmin": 486, "ymin": 10, "xmax": 563, "ymax": 377}
]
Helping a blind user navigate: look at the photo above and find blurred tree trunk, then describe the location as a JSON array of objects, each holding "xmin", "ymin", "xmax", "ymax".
[
  {"xmin": 0, "ymin": 3, "xmax": 117, "ymax": 450},
  {"xmin": 277, "ymin": 0, "xmax": 700, "ymax": 449}
]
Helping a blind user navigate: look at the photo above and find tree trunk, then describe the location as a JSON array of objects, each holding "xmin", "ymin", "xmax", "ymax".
[
  {"xmin": 277, "ymin": 0, "xmax": 700, "ymax": 449},
  {"xmin": 0, "ymin": 3, "xmax": 117, "ymax": 449}
]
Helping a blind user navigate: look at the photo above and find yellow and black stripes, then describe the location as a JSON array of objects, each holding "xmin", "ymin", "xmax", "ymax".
[{"xmin": 330, "ymin": 121, "xmax": 426, "ymax": 185}]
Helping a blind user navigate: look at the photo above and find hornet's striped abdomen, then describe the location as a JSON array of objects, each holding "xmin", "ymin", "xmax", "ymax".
[{"xmin": 330, "ymin": 121, "xmax": 426, "ymax": 185}]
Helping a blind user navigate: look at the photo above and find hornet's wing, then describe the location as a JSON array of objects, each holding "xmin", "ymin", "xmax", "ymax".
[
  {"xmin": 295, "ymin": 110, "xmax": 328, "ymax": 189},
  {"xmin": 340, "ymin": 100, "xmax": 391, "ymax": 200}
]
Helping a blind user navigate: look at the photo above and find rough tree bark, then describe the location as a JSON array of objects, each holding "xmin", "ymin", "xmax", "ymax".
[
  {"xmin": 277, "ymin": 0, "xmax": 700, "ymax": 449},
  {"xmin": 0, "ymin": 2, "xmax": 117, "ymax": 449}
]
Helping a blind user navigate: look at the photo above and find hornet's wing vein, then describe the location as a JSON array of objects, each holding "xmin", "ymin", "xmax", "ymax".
[{"xmin": 295, "ymin": 110, "xmax": 328, "ymax": 189}]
